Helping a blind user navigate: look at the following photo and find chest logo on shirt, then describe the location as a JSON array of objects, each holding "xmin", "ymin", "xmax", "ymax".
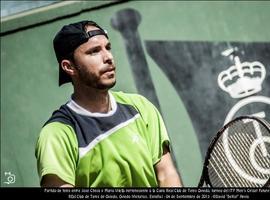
[{"xmin": 131, "ymin": 134, "xmax": 140, "ymax": 143}]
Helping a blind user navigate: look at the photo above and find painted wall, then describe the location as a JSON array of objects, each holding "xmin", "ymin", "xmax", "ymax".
[{"xmin": 1, "ymin": 1, "xmax": 269, "ymax": 187}]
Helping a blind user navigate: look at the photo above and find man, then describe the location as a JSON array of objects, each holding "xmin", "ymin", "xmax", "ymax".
[{"xmin": 35, "ymin": 20, "xmax": 182, "ymax": 187}]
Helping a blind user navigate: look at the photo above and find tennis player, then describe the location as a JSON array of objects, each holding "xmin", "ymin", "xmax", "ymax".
[{"xmin": 35, "ymin": 20, "xmax": 183, "ymax": 187}]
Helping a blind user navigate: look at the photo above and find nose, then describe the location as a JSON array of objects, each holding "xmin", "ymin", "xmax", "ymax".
[{"xmin": 103, "ymin": 49, "xmax": 113, "ymax": 64}]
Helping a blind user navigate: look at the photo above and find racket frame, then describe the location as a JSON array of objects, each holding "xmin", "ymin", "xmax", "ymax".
[{"xmin": 198, "ymin": 115, "xmax": 270, "ymax": 187}]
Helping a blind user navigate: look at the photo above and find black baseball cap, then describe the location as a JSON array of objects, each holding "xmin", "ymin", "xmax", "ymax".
[{"xmin": 53, "ymin": 20, "xmax": 108, "ymax": 86}]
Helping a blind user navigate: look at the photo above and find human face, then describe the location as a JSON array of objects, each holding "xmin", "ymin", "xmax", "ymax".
[{"xmin": 72, "ymin": 26, "xmax": 116, "ymax": 90}]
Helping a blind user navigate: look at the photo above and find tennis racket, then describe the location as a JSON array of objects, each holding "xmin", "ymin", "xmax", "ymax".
[{"xmin": 198, "ymin": 115, "xmax": 270, "ymax": 187}]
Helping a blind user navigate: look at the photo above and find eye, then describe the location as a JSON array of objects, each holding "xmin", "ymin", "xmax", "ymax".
[
  {"xmin": 106, "ymin": 44, "xmax": 112, "ymax": 51},
  {"xmin": 86, "ymin": 47, "xmax": 101, "ymax": 55},
  {"xmin": 91, "ymin": 48, "xmax": 100, "ymax": 54}
]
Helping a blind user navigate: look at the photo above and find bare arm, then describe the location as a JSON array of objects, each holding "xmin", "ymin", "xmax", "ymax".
[
  {"xmin": 155, "ymin": 146, "xmax": 183, "ymax": 187},
  {"xmin": 41, "ymin": 174, "xmax": 74, "ymax": 187}
]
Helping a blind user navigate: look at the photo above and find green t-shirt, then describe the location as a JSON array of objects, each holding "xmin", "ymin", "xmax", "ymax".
[{"xmin": 35, "ymin": 91, "xmax": 170, "ymax": 187}]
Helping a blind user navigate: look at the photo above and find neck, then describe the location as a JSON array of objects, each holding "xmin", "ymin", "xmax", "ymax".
[{"xmin": 72, "ymin": 86, "xmax": 111, "ymax": 113}]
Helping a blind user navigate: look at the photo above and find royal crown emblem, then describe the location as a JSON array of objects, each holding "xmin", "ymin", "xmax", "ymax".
[{"xmin": 218, "ymin": 48, "xmax": 266, "ymax": 99}]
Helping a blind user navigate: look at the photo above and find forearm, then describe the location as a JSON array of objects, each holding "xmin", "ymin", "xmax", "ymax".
[
  {"xmin": 157, "ymin": 169, "xmax": 183, "ymax": 187},
  {"xmin": 155, "ymin": 147, "xmax": 184, "ymax": 187}
]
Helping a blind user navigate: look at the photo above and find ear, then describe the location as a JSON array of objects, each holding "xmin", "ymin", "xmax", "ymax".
[{"xmin": 61, "ymin": 59, "xmax": 77, "ymax": 77}]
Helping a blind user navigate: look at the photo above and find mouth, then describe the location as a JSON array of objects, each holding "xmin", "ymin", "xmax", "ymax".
[{"xmin": 102, "ymin": 66, "xmax": 115, "ymax": 77}]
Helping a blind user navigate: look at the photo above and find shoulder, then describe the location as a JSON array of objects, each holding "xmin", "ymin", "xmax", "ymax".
[
  {"xmin": 41, "ymin": 121, "xmax": 73, "ymax": 133},
  {"xmin": 43, "ymin": 104, "xmax": 73, "ymax": 127},
  {"xmin": 37, "ymin": 122, "xmax": 77, "ymax": 146}
]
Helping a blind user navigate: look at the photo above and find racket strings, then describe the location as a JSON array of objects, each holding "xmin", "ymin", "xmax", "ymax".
[
  {"xmin": 229, "ymin": 134, "xmax": 264, "ymax": 186},
  {"xmin": 209, "ymin": 143, "xmax": 233, "ymax": 187},
  {"xmin": 242, "ymin": 122, "xmax": 270, "ymax": 170},
  {"xmin": 208, "ymin": 160, "xmax": 227, "ymax": 187},
  {"xmin": 210, "ymin": 141, "xmax": 253, "ymax": 187},
  {"xmin": 210, "ymin": 142, "xmax": 256, "ymax": 187},
  {"xmin": 209, "ymin": 143, "xmax": 240, "ymax": 187},
  {"xmin": 231, "ymin": 131, "xmax": 263, "ymax": 180},
  {"xmin": 260, "ymin": 118, "xmax": 270, "ymax": 129},
  {"xmin": 238, "ymin": 131, "xmax": 270, "ymax": 177},
  {"xmin": 213, "ymin": 141, "xmax": 249, "ymax": 187},
  {"xmin": 208, "ymin": 119, "xmax": 270, "ymax": 187},
  {"xmin": 229, "ymin": 121, "xmax": 269, "ymax": 178},
  {"xmin": 229, "ymin": 136, "xmax": 257, "ymax": 187}
]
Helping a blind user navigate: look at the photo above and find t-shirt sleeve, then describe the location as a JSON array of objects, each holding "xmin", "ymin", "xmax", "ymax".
[
  {"xmin": 35, "ymin": 122, "xmax": 78, "ymax": 185},
  {"xmin": 137, "ymin": 95, "xmax": 170, "ymax": 165}
]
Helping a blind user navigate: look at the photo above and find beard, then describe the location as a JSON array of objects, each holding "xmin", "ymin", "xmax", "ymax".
[{"xmin": 77, "ymin": 66, "xmax": 116, "ymax": 90}]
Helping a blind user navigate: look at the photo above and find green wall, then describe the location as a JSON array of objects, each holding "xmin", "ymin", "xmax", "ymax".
[{"xmin": 1, "ymin": 1, "xmax": 269, "ymax": 187}]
